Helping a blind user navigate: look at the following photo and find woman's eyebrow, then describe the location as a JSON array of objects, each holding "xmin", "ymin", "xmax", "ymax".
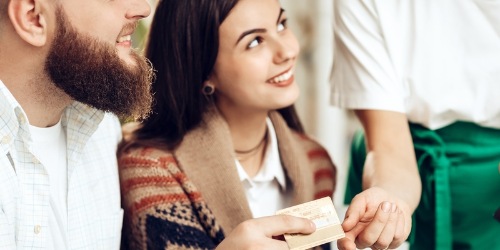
[
  {"xmin": 236, "ymin": 28, "xmax": 266, "ymax": 45},
  {"xmin": 235, "ymin": 8, "xmax": 285, "ymax": 45}
]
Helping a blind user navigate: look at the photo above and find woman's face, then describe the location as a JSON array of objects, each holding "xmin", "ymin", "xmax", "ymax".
[{"xmin": 209, "ymin": 0, "xmax": 300, "ymax": 114}]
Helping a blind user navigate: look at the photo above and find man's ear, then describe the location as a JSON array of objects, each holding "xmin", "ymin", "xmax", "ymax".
[{"xmin": 8, "ymin": 0, "xmax": 50, "ymax": 47}]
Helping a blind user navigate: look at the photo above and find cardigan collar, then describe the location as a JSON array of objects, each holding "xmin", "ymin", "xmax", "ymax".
[
  {"xmin": 235, "ymin": 117, "xmax": 287, "ymax": 190},
  {"xmin": 174, "ymin": 107, "xmax": 314, "ymax": 235}
]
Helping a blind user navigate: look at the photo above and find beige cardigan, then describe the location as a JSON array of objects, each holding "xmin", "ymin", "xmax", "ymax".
[{"xmin": 119, "ymin": 109, "xmax": 337, "ymax": 249}]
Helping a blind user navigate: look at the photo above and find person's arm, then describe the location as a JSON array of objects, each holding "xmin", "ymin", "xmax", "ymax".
[
  {"xmin": 338, "ymin": 110, "xmax": 421, "ymax": 250},
  {"xmin": 358, "ymin": 110, "xmax": 421, "ymax": 211},
  {"xmin": 216, "ymin": 215, "xmax": 315, "ymax": 250}
]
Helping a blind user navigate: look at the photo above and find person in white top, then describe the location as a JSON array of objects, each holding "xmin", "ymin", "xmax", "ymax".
[
  {"xmin": 331, "ymin": 1, "xmax": 500, "ymax": 250},
  {"xmin": 0, "ymin": 0, "xmax": 154, "ymax": 248}
]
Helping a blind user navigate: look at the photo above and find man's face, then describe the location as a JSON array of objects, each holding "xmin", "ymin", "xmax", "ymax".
[{"xmin": 44, "ymin": 6, "xmax": 153, "ymax": 119}]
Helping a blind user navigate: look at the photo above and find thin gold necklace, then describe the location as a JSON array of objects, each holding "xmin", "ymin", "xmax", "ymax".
[{"xmin": 235, "ymin": 130, "xmax": 268, "ymax": 159}]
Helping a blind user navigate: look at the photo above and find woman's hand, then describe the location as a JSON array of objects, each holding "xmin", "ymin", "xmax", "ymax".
[{"xmin": 216, "ymin": 215, "xmax": 316, "ymax": 250}]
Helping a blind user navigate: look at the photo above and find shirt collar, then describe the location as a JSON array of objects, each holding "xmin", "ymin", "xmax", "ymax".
[
  {"xmin": 0, "ymin": 80, "xmax": 28, "ymax": 153},
  {"xmin": 0, "ymin": 79, "xmax": 106, "ymax": 156},
  {"xmin": 235, "ymin": 117, "xmax": 287, "ymax": 190}
]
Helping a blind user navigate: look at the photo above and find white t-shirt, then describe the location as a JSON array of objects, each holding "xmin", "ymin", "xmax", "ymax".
[
  {"xmin": 331, "ymin": 0, "xmax": 500, "ymax": 130},
  {"xmin": 30, "ymin": 120, "xmax": 68, "ymax": 249},
  {"xmin": 235, "ymin": 118, "xmax": 293, "ymax": 218}
]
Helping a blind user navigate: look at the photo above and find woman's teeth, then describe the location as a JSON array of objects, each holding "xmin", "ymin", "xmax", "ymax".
[{"xmin": 269, "ymin": 69, "xmax": 293, "ymax": 83}]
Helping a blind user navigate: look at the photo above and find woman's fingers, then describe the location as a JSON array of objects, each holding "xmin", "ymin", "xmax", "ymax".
[
  {"xmin": 257, "ymin": 214, "xmax": 316, "ymax": 237},
  {"xmin": 216, "ymin": 215, "xmax": 315, "ymax": 250}
]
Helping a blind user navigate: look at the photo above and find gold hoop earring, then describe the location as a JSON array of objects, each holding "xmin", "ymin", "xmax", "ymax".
[{"xmin": 202, "ymin": 85, "xmax": 215, "ymax": 95}]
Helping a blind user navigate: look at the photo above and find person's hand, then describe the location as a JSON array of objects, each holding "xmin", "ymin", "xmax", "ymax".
[
  {"xmin": 216, "ymin": 214, "xmax": 316, "ymax": 250},
  {"xmin": 337, "ymin": 187, "xmax": 412, "ymax": 250}
]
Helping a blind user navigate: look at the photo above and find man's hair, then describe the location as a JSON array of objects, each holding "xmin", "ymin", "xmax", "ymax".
[
  {"xmin": 0, "ymin": 2, "xmax": 6, "ymax": 37},
  {"xmin": 0, "ymin": 1, "xmax": 8, "ymax": 23}
]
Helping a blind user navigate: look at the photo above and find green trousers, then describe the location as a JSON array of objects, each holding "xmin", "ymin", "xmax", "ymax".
[{"xmin": 345, "ymin": 122, "xmax": 500, "ymax": 249}]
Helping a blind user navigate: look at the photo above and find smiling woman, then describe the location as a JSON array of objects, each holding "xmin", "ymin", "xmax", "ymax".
[{"xmin": 117, "ymin": 0, "xmax": 338, "ymax": 249}]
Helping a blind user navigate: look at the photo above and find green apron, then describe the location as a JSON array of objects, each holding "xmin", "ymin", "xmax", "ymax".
[{"xmin": 345, "ymin": 122, "xmax": 500, "ymax": 249}]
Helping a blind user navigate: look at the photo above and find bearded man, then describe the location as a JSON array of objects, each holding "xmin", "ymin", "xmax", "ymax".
[{"xmin": 0, "ymin": 0, "xmax": 153, "ymax": 248}]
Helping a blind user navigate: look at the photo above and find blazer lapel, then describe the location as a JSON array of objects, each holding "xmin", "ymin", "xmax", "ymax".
[{"xmin": 174, "ymin": 108, "xmax": 253, "ymax": 235}]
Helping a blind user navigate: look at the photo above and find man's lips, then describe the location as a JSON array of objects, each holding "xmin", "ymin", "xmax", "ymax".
[
  {"xmin": 116, "ymin": 35, "xmax": 132, "ymax": 47},
  {"xmin": 116, "ymin": 22, "xmax": 137, "ymax": 47}
]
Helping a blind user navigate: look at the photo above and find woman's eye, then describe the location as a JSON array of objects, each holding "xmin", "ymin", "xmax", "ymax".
[
  {"xmin": 247, "ymin": 37, "xmax": 262, "ymax": 49},
  {"xmin": 277, "ymin": 19, "xmax": 288, "ymax": 32}
]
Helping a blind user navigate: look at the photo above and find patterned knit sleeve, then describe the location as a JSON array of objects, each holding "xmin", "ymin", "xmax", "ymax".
[
  {"xmin": 297, "ymin": 134, "xmax": 338, "ymax": 200},
  {"xmin": 118, "ymin": 147, "xmax": 224, "ymax": 250}
]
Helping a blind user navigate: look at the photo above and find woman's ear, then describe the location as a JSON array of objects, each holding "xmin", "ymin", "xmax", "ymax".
[
  {"xmin": 205, "ymin": 72, "xmax": 220, "ymax": 88},
  {"xmin": 8, "ymin": 0, "xmax": 50, "ymax": 47}
]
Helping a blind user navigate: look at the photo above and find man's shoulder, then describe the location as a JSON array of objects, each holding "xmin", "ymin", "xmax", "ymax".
[{"xmin": 91, "ymin": 113, "xmax": 122, "ymax": 142}]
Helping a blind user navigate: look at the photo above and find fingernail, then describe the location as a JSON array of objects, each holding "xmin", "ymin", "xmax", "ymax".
[
  {"xmin": 310, "ymin": 221, "xmax": 316, "ymax": 230},
  {"xmin": 382, "ymin": 202, "xmax": 391, "ymax": 213},
  {"xmin": 392, "ymin": 203, "xmax": 397, "ymax": 213}
]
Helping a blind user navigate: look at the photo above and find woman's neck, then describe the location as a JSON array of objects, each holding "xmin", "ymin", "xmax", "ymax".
[{"xmin": 218, "ymin": 105, "xmax": 270, "ymax": 177}]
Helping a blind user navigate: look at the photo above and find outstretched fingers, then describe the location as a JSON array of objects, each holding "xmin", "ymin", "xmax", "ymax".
[
  {"xmin": 355, "ymin": 201, "xmax": 396, "ymax": 249},
  {"xmin": 342, "ymin": 194, "xmax": 372, "ymax": 231}
]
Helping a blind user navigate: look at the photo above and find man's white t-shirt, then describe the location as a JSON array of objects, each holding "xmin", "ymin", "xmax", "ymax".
[
  {"xmin": 30, "ymin": 121, "xmax": 68, "ymax": 249},
  {"xmin": 331, "ymin": 0, "xmax": 500, "ymax": 129}
]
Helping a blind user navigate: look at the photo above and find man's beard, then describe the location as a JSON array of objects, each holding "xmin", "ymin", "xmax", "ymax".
[{"xmin": 44, "ymin": 8, "xmax": 154, "ymax": 120}]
